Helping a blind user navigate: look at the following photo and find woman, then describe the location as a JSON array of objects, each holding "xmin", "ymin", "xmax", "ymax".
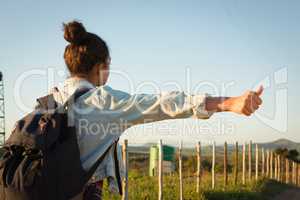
[{"xmin": 55, "ymin": 21, "xmax": 263, "ymax": 199}]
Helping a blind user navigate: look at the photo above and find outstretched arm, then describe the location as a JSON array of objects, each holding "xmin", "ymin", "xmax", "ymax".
[
  {"xmin": 86, "ymin": 85, "xmax": 264, "ymax": 130},
  {"xmin": 206, "ymin": 86, "xmax": 264, "ymax": 116}
]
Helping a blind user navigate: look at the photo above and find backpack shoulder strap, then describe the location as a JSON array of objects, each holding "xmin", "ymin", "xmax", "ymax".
[
  {"xmin": 36, "ymin": 87, "xmax": 91, "ymax": 110},
  {"xmin": 63, "ymin": 87, "xmax": 92, "ymax": 109},
  {"xmin": 36, "ymin": 87, "xmax": 59, "ymax": 110},
  {"xmin": 36, "ymin": 94, "xmax": 57, "ymax": 110}
]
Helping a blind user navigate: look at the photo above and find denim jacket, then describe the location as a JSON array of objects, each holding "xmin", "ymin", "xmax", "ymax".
[{"xmin": 51, "ymin": 77, "xmax": 214, "ymax": 194}]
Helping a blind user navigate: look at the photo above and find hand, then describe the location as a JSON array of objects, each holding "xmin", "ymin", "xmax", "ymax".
[{"xmin": 227, "ymin": 86, "xmax": 264, "ymax": 116}]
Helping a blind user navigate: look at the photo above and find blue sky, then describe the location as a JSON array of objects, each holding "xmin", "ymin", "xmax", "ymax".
[{"xmin": 0, "ymin": 0, "xmax": 299, "ymax": 146}]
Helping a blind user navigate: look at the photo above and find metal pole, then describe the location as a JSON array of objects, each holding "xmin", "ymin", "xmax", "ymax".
[
  {"xmin": 158, "ymin": 140, "xmax": 163, "ymax": 200},
  {"xmin": 0, "ymin": 71, "xmax": 5, "ymax": 146}
]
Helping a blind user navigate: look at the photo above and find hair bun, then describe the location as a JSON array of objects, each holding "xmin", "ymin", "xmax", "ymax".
[{"xmin": 63, "ymin": 21, "xmax": 87, "ymax": 45}]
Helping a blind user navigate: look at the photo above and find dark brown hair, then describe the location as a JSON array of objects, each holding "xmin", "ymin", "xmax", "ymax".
[{"xmin": 63, "ymin": 21, "xmax": 110, "ymax": 75}]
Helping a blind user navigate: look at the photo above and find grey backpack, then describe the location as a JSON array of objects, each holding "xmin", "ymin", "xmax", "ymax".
[{"xmin": 0, "ymin": 88, "xmax": 116, "ymax": 200}]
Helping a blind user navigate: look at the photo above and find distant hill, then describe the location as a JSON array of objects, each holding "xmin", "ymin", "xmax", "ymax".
[
  {"xmin": 127, "ymin": 138, "xmax": 300, "ymax": 156},
  {"xmin": 259, "ymin": 138, "xmax": 300, "ymax": 152}
]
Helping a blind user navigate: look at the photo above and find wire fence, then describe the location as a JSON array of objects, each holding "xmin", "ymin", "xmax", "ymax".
[{"xmin": 120, "ymin": 139, "xmax": 300, "ymax": 200}]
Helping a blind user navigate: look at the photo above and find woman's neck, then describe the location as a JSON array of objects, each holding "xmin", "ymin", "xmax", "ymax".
[{"xmin": 71, "ymin": 74, "xmax": 98, "ymax": 86}]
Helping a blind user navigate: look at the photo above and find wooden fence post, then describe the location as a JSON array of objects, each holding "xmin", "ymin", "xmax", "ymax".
[
  {"xmin": 286, "ymin": 159, "xmax": 290, "ymax": 184},
  {"xmin": 292, "ymin": 161, "xmax": 294, "ymax": 184},
  {"xmin": 296, "ymin": 163, "xmax": 300, "ymax": 187},
  {"xmin": 212, "ymin": 141, "xmax": 216, "ymax": 189},
  {"xmin": 234, "ymin": 142, "xmax": 238, "ymax": 185},
  {"xmin": 278, "ymin": 155, "xmax": 282, "ymax": 182},
  {"xmin": 294, "ymin": 161, "xmax": 297, "ymax": 185},
  {"xmin": 296, "ymin": 163, "xmax": 299, "ymax": 186},
  {"xmin": 266, "ymin": 150, "xmax": 270, "ymax": 177},
  {"xmin": 298, "ymin": 164, "xmax": 300, "ymax": 187},
  {"xmin": 179, "ymin": 141, "xmax": 183, "ymax": 200},
  {"xmin": 262, "ymin": 148, "xmax": 265, "ymax": 177},
  {"xmin": 242, "ymin": 142, "xmax": 246, "ymax": 185},
  {"xmin": 294, "ymin": 162, "xmax": 297, "ymax": 185},
  {"xmin": 292, "ymin": 162, "xmax": 296, "ymax": 185},
  {"xmin": 296, "ymin": 162, "xmax": 298, "ymax": 186},
  {"xmin": 274, "ymin": 154, "xmax": 278, "ymax": 181},
  {"xmin": 121, "ymin": 140, "xmax": 129, "ymax": 200},
  {"xmin": 296, "ymin": 162, "xmax": 298, "ymax": 185},
  {"xmin": 276, "ymin": 155, "xmax": 279, "ymax": 182},
  {"xmin": 270, "ymin": 152, "xmax": 273, "ymax": 179},
  {"xmin": 248, "ymin": 141, "xmax": 252, "ymax": 181},
  {"xmin": 224, "ymin": 142, "xmax": 228, "ymax": 187},
  {"xmin": 158, "ymin": 140, "xmax": 163, "ymax": 200},
  {"xmin": 255, "ymin": 144, "xmax": 259, "ymax": 181},
  {"xmin": 196, "ymin": 142, "xmax": 201, "ymax": 193}
]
